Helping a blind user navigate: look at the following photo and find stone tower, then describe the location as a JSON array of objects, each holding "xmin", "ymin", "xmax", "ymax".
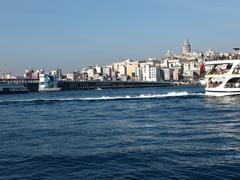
[{"xmin": 183, "ymin": 38, "xmax": 191, "ymax": 55}]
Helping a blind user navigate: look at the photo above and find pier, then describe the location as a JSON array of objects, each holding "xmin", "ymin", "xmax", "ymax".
[
  {"xmin": 0, "ymin": 79, "xmax": 172, "ymax": 93},
  {"xmin": 0, "ymin": 79, "xmax": 39, "ymax": 92},
  {"xmin": 58, "ymin": 80, "xmax": 172, "ymax": 90}
]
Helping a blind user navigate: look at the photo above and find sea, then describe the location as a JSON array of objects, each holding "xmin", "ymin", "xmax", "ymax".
[{"xmin": 0, "ymin": 86, "xmax": 240, "ymax": 180}]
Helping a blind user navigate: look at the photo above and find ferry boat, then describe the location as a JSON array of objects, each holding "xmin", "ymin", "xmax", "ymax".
[
  {"xmin": 205, "ymin": 59, "xmax": 240, "ymax": 96},
  {"xmin": 39, "ymin": 74, "xmax": 61, "ymax": 92}
]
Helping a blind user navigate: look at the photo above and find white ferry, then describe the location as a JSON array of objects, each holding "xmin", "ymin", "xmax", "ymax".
[
  {"xmin": 39, "ymin": 74, "xmax": 61, "ymax": 92},
  {"xmin": 205, "ymin": 59, "xmax": 240, "ymax": 96}
]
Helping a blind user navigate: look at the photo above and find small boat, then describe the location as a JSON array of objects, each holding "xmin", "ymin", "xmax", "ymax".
[
  {"xmin": 95, "ymin": 87, "xmax": 103, "ymax": 91},
  {"xmin": 205, "ymin": 59, "xmax": 240, "ymax": 96}
]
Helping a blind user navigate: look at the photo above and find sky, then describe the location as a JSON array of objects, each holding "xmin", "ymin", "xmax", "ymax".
[{"xmin": 0, "ymin": 0, "xmax": 240, "ymax": 74}]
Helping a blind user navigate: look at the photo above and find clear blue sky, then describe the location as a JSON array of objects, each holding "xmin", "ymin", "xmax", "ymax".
[{"xmin": 0, "ymin": 0, "xmax": 239, "ymax": 74}]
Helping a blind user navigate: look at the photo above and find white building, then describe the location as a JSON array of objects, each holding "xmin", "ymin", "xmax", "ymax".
[
  {"xmin": 95, "ymin": 65, "xmax": 103, "ymax": 74},
  {"xmin": 87, "ymin": 68, "xmax": 96, "ymax": 79},
  {"xmin": 183, "ymin": 60, "xmax": 200, "ymax": 81},
  {"xmin": 173, "ymin": 69, "xmax": 180, "ymax": 81},
  {"xmin": 66, "ymin": 73, "xmax": 75, "ymax": 80},
  {"xmin": 137, "ymin": 64, "xmax": 161, "ymax": 82},
  {"xmin": 1, "ymin": 72, "xmax": 16, "ymax": 79},
  {"xmin": 162, "ymin": 68, "xmax": 172, "ymax": 81},
  {"xmin": 33, "ymin": 69, "xmax": 44, "ymax": 79},
  {"xmin": 103, "ymin": 66, "xmax": 112, "ymax": 77},
  {"xmin": 50, "ymin": 69, "xmax": 62, "ymax": 79},
  {"xmin": 136, "ymin": 67, "xmax": 143, "ymax": 81},
  {"xmin": 66, "ymin": 71, "xmax": 80, "ymax": 80},
  {"xmin": 119, "ymin": 65, "xmax": 127, "ymax": 76}
]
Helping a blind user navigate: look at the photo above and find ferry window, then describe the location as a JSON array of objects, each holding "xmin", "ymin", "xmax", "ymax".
[
  {"xmin": 206, "ymin": 65, "xmax": 214, "ymax": 74},
  {"xmin": 232, "ymin": 64, "xmax": 240, "ymax": 74},
  {"xmin": 208, "ymin": 77, "xmax": 224, "ymax": 88},
  {"xmin": 207, "ymin": 63, "xmax": 232, "ymax": 75},
  {"xmin": 225, "ymin": 78, "xmax": 240, "ymax": 88}
]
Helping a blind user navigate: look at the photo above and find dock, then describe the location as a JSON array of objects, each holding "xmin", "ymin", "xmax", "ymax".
[
  {"xmin": 0, "ymin": 79, "xmax": 39, "ymax": 92},
  {"xmin": 0, "ymin": 79, "xmax": 172, "ymax": 93},
  {"xmin": 58, "ymin": 80, "xmax": 172, "ymax": 90}
]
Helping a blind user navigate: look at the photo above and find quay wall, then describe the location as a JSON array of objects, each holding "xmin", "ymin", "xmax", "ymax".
[
  {"xmin": 0, "ymin": 79, "xmax": 39, "ymax": 92},
  {"xmin": 24, "ymin": 82, "xmax": 39, "ymax": 92},
  {"xmin": 1, "ymin": 79, "xmax": 173, "ymax": 92},
  {"xmin": 57, "ymin": 80, "xmax": 172, "ymax": 90}
]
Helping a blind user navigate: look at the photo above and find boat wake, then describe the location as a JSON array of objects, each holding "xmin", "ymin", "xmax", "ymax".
[
  {"xmin": 0, "ymin": 91, "xmax": 204, "ymax": 104},
  {"xmin": 81, "ymin": 91, "xmax": 196, "ymax": 101}
]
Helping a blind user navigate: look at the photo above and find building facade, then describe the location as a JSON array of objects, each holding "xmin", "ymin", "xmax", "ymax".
[{"xmin": 137, "ymin": 63, "xmax": 161, "ymax": 82}]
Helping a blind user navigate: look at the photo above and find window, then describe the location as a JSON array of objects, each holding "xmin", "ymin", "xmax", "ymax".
[
  {"xmin": 232, "ymin": 64, "xmax": 240, "ymax": 74},
  {"xmin": 206, "ymin": 63, "xmax": 232, "ymax": 75},
  {"xmin": 208, "ymin": 77, "xmax": 224, "ymax": 88},
  {"xmin": 225, "ymin": 78, "xmax": 240, "ymax": 88}
]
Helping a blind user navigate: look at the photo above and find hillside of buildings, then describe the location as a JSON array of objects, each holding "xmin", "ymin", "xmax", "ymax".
[{"xmin": 2, "ymin": 39, "xmax": 240, "ymax": 83}]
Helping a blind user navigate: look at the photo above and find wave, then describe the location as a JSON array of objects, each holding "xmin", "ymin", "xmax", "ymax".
[
  {"xmin": 82, "ymin": 91, "xmax": 192, "ymax": 101},
  {"xmin": 0, "ymin": 91, "xmax": 203, "ymax": 103}
]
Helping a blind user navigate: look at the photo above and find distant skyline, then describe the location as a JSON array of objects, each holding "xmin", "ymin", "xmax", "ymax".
[{"xmin": 0, "ymin": 0, "xmax": 240, "ymax": 74}]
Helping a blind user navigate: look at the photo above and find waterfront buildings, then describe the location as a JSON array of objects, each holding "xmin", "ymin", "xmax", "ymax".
[
  {"xmin": 1, "ymin": 38, "xmax": 239, "ymax": 85},
  {"xmin": 162, "ymin": 68, "xmax": 172, "ymax": 81},
  {"xmin": 95, "ymin": 65, "xmax": 102, "ymax": 74},
  {"xmin": 102, "ymin": 66, "xmax": 112, "ymax": 80},
  {"xmin": 53, "ymin": 38, "xmax": 239, "ymax": 83},
  {"xmin": 23, "ymin": 69, "xmax": 44, "ymax": 80},
  {"xmin": 1, "ymin": 72, "xmax": 16, "ymax": 80},
  {"xmin": 183, "ymin": 59, "xmax": 200, "ymax": 81},
  {"xmin": 136, "ymin": 63, "xmax": 161, "ymax": 82},
  {"xmin": 50, "ymin": 69, "xmax": 62, "ymax": 79},
  {"xmin": 66, "ymin": 71, "xmax": 80, "ymax": 80}
]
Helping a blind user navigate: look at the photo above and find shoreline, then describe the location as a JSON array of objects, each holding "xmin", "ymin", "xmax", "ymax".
[{"xmin": 0, "ymin": 80, "xmax": 204, "ymax": 95}]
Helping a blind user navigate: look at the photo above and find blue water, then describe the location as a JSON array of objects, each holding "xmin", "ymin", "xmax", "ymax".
[{"xmin": 1, "ymin": 86, "xmax": 240, "ymax": 179}]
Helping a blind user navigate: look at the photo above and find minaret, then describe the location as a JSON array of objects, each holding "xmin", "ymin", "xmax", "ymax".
[{"xmin": 183, "ymin": 37, "xmax": 191, "ymax": 55}]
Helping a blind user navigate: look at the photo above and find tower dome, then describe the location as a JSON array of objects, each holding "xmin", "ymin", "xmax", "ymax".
[{"xmin": 183, "ymin": 37, "xmax": 191, "ymax": 55}]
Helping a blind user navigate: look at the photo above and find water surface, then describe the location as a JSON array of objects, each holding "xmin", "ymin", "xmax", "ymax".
[{"xmin": 0, "ymin": 87, "xmax": 240, "ymax": 179}]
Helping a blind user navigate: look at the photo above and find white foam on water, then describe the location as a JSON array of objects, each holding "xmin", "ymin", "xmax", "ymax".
[{"xmin": 0, "ymin": 91, "xmax": 204, "ymax": 103}]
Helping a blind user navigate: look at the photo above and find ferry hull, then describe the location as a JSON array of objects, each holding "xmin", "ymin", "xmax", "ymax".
[{"xmin": 205, "ymin": 90, "xmax": 240, "ymax": 96}]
